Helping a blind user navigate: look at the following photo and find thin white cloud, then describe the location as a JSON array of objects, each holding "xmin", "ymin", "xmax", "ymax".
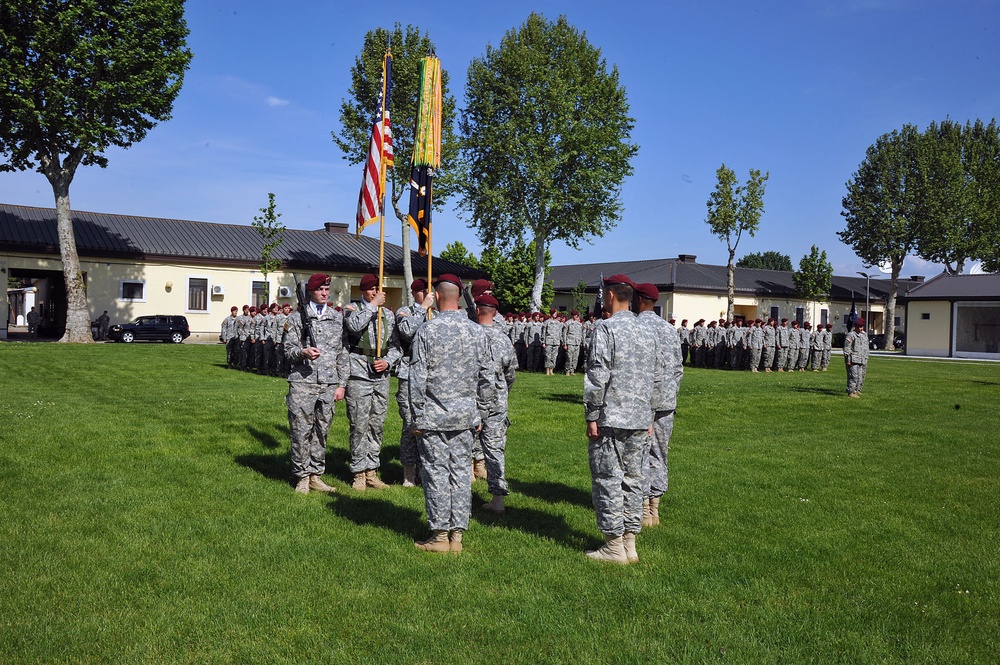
[{"xmin": 265, "ymin": 96, "xmax": 290, "ymax": 107}]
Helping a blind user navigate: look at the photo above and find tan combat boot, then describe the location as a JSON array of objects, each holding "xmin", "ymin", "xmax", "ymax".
[
  {"xmin": 481, "ymin": 494, "xmax": 505, "ymax": 514},
  {"xmin": 585, "ymin": 535, "xmax": 628, "ymax": 564},
  {"xmin": 641, "ymin": 498, "xmax": 654, "ymax": 527},
  {"xmin": 366, "ymin": 469, "xmax": 388, "ymax": 489},
  {"xmin": 402, "ymin": 464, "xmax": 417, "ymax": 488},
  {"xmin": 449, "ymin": 530, "xmax": 463, "ymax": 554},
  {"xmin": 309, "ymin": 475, "xmax": 337, "ymax": 494},
  {"xmin": 414, "ymin": 530, "xmax": 451, "ymax": 553},
  {"xmin": 650, "ymin": 496, "xmax": 661, "ymax": 526},
  {"xmin": 352, "ymin": 472, "xmax": 367, "ymax": 492},
  {"xmin": 294, "ymin": 476, "xmax": 310, "ymax": 494},
  {"xmin": 623, "ymin": 532, "xmax": 639, "ymax": 563},
  {"xmin": 473, "ymin": 459, "xmax": 488, "ymax": 480}
]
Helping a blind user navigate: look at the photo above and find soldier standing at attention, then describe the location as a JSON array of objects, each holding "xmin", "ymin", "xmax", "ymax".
[
  {"xmin": 822, "ymin": 323, "xmax": 834, "ymax": 370},
  {"xmin": 395, "ymin": 278, "xmax": 433, "ymax": 487},
  {"xmin": 809, "ymin": 322, "xmax": 822, "ymax": 371},
  {"xmin": 844, "ymin": 318, "xmax": 869, "ymax": 397},
  {"xmin": 526, "ymin": 312, "xmax": 544, "ymax": 372},
  {"xmin": 408, "ymin": 274, "xmax": 495, "ymax": 554},
  {"xmin": 678, "ymin": 319, "xmax": 690, "ymax": 365},
  {"xmin": 344, "ymin": 273, "xmax": 401, "ymax": 491},
  {"xmin": 749, "ymin": 319, "xmax": 764, "ymax": 371},
  {"xmin": 786, "ymin": 320, "xmax": 801, "ymax": 371},
  {"xmin": 221, "ymin": 306, "xmax": 239, "ymax": 368},
  {"xmin": 542, "ymin": 310, "xmax": 564, "ymax": 376},
  {"xmin": 775, "ymin": 318, "xmax": 790, "ymax": 371},
  {"xmin": 476, "ymin": 294, "xmax": 517, "ymax": 514},
  {"xmin": 236, "ymin": 305, "xmax": 252, "ymax": 371},
  {"xmin": 513, "ymin": 312, "xmax": 528, "ymax": 371},
  {"xmin": 584, "ymin": 274, "xmax": 656, "ymax": 565},
  {"xmin": 762, "ymin": 318, "xmax": 777, "ymax": 372},
  {"xmin": 633, "ymin": 284, "xmax": 682, "ymax": 531},
  {"xmin": 798, "ymin": 322, "xmax": 812, "ymax": 371},
  {"xmin": 283, "ymin": 274, "xmax": 348, "ymax": 494},
  {"xmin": 562, "ymin": 309, "xmax": 584, "ymax": 375}
]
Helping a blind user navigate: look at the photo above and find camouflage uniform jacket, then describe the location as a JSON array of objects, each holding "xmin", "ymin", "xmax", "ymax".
[
  {"xmin": 693, "ymin": 324, "xmax": 707, "ymax": 348},
  {"xmin": 636, "ymin": 311, "xmax": 683, "ymax": 413},
  {"xmin": 408, "ymin": 309, "xmax": 495, "ymax": 431},
  {"xmin": 543, "ymin": 318, "xmax": 564, "ymax": 346},
  {"xmin": 823, "ymin": 329, "xmax": 833, "ymax": 351},
  {"xmin": 750, "ymin": 325, "xmax": 764, "ymax": 349},
  {"xmin": 263, "ymin": 313, "xmax": 278, "ymax": 342},
  {"xmin": 251, "ymin": 312, "xmax": 265, "ymax": 341},
  {"xmin": 527, "ymin": 321, "xmax": 543, "ymax": 346},
  {"xmin": 283, "ymin": 305, "xmax": 349, "ymax": 387},
  {"xmin": 563, "ymin": 320, "xmax": 584, "ymax": 347},
  {"xmin": 843, "ymin": 330, "xmax": 869, "ymax": 364},
  {"xmin": 344, "ymin": 298, "xmax": 402, "ymax": 379},
  {"xmin": 763, "ymin": 325, "xmax": 776, "ymax": 348},
  {"xmin": 394, "ymin": 303, "xmax": 429, "ymax": 381},
  {"xmin": 584, "ymin": 310, "xmax": 657, "ymax": 429},
  {"xmin": 482, "ymin": 323, "xmax": 517, "ymax": 415},
  {"xmin": 221, "ymin": 315, "xmax": 238, "ymax": 342},
  {"xmin": 810, "ymin": 329, "xmax": 822, "ymax": 350},
  {"xmin": 787, "ymin": 328, "xmax": 800, "ymax": 349},
  {"xmin": 776, "ymin": 325, "xmax": 789, "ymax": 348}
]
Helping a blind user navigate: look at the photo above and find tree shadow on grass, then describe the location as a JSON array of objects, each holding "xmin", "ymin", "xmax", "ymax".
[
  {"xmin": 236, "ymin": 451, "xmax": 292, "ymax": 487},
  {"xmin": 790, "ymin": 386, "xmax": 843, "ymax": 397},
  {"xmin": 326, "ymin": 493, "xmax": 425, "ymax": 540},
  {"xmin": 471, "ymin": 487, "xmax": 596, "ymax": 551},
  {"xmin": 543, "ymin": 392, "xmax": 581, "ymax": 404},
  {"xmin": 247, "ymin": 424, "xmax": 286, "ymax": 450},
  {"xmin": 509, "ymin": 479, "xmax": 592, "ymax": 509}
]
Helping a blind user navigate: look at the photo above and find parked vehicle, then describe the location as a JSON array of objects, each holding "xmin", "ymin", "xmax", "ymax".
[{"xmin": 108, "ymin": 315, "xmax": 190, "ymax": 343}]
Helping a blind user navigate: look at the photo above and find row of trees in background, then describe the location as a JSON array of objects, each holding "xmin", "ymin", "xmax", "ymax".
[{"xmin": 840, "ymin": 119, "xmax": 1000, "ymax": 349}]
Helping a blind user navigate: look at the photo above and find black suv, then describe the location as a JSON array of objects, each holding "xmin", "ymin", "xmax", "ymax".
[{"xmin": 108, "ymin": 315, "xmax": 191, "ymax": 343}]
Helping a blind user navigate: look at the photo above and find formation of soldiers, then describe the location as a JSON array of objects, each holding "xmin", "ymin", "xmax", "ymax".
[
  {"xmin": 675, "ymin": 317, "xmax": 835, "ymax": 373},
  {"xmin": 220, "ymin": 302, "xmax": 297, "ymax": 377},
  {"xmin": 503, "ymin": 309, "xmax": 599, "ymax": 375}
]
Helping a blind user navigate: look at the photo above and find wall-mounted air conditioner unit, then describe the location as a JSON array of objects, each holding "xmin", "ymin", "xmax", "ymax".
[
  {"xmin": 212, "ymin": 285, "xmax": 226, "ymax": 295},
  {"xmin": 278, "ymin": 285, "xmax": 293, "ymax": 298}
]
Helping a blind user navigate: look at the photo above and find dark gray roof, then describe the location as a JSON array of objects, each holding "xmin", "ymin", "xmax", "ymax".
[
  {"xmin": 902, "ymin": 272, "xmax": 1000, "ymax": 300},
  {"xmin": 549, "ymin": 258, "xmax": 920, "ymax": 301},
  {"xmin": 0, "ymin": 203, "xmax": 482, "ymax": 278}
]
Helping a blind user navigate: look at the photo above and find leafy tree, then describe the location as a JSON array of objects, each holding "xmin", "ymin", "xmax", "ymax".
[
  {"xmin": 793, "ymin": 245, "xmax": 833, "ymax": 301},
  {"xmin": 839, "ymin": 124, "xmax": 922, "ymax": 352},
  {"xmin": 705, "ymin": 164, "xmax": 769, "ymax": 320},
  {"xmin": 737, "ymin": 251, "xmax": 792, "ymax": 272},
  {"xmin": 252, "ymin": 193, "xmax": 285, "ymax": 302},
  {"xmin": 0, "ymin": 0, "xmax": 192, "ymax": 342},
  {"xmin": 458, "ymin": 13, "xmax": 638, "ymax": 312},
  {"xmin": 571, "ymin": 280, "xmax": 590, "ymax": 314},
  {"xmin": 334, "ymin": 24, "xmax": 459, "ymax": 301},
  {"xmin": 438, "ymin": 240, "xmax": 479, "ymax": 269},
  {"xmin": 913, "ymin": 119, "xmax": 1000, "ymax": 274},
  {"xmin": 479, "ymin": 240, "xmax": 553, "ymax": 313}
]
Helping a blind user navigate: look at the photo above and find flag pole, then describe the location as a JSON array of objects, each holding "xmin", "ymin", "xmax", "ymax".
[{"xmin": 376, "ymin": 46, "xmax": 391, "ymax": 356}]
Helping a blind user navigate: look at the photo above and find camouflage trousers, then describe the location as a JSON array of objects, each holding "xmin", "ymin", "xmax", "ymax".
[
  {"xmin": 846, "ymin": 363, "xmax": 867, "ymax": 394},
  {"xmin": 471, "ymin": 428, "xmax": 485, "ymax": 462},
  {"xmin": 240, "ymin": 339, "xmax": 253, "ymax": 370},
  {"xmin": 762, "ymin": 346, "xmax": 775, "ymax": 370},
  {"xmin": 226, "ymin": 338, "xmax": 240, "ymax": 367},
  {"xmin": 810, "ymin": 349, "xmax": 823, "ymax": 369},
  {"xmin": 527, "ymin": 344, "xmax": 543, "ymax": 372},
  {"xmin": 481, "ymin": 411, "xmax": 510, "ymax": 496},
  {"xmin": 786, "ymin": 347, "xmax": 799, "ymax": 370},
  {"xmin": 564, "ymin": 344, "xmax": 581, "ymax": 373},
  {"xmin": 346, "ymin": 376, "xmax": 389, "ymax": 473},
  {"xmin": 589, "ymin": 426, "xmax": 649, "ymax": 537},
  {"xmin": 775, "ymin": 347, "xmax": 788, "ymax": 370},
  {"xmin": 642, "ymin": 410, "xmax": 675, "ymax": 499},
  {"xmin": 395, "ymin": 378, "xmax": 419, "ymax": 466},
  {"xmin": 797, "ymin": 348, "xmax": 810, "ymax": 370},
  {"xmin": 750, "ymin": 346, "xmax": 763, "ymax": 370},
  {"xmin": 286, "ymin": 381, "xmax": 338, "ymax": 479},
  {"xmin": 544, "ymin": 344, "xmax": 559, "ymax": 369},
  {"xmin": 822, "ymin": 349, "xmax": 832, "ymax": 370},
  {"xmin": 419, "ymin": 429, "xmax": 473, "ymax": 532}
]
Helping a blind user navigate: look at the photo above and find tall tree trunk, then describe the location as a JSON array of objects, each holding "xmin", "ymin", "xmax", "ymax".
[
  {"xmin": 51, "ymin": 179, "xmax": 92, "ymax": 343},
  {"xmin": 884, "ymin": 258, "xmax": 902, "ymax": 352},
  {"xmin": 530, "ymin": 232, "xmax": 546, "ymax": 313},
  {"xmin": 726, "ymin": 248, "xmax": 736, "ymax": 320}
]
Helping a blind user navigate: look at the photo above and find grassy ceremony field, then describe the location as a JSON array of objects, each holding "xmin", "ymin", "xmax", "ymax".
[{"xmin": 1, "ymin": 342, "xmax": 997, "ymax": 663}]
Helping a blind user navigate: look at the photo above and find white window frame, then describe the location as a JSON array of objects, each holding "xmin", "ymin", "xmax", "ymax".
[
  {"xmin": 186, "ymin": 275, "xmax": 210, "ymax": 313},
  {"xmin": 119, "ymin": 279, "xmax": 146, "ymax": 303}
]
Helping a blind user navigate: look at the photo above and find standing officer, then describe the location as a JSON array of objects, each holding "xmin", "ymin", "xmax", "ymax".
[
  {"xmin": 844, "ymin": 317, "xmax": 869, "ymax": 397},
  {"xmin": 221, "ymin": 306, "xmax": 239, "ymax": 367},
  {"xmin": 542, "ymin": 310, "xmax": 564, "ymax": 376},
  {"xmin": 283, "ymin": 273, "xmax": 348, "ymax": 494},
  {"xmin": 408, "ymin": 274, "xmax": 495, "ymax": 554},
  {"xmin": 584, "ymin": 274, "xmax": 656, "ymax": 564},
  {"xmin": 344, "ymin": 273, "xmax": 401, "ymax": 491},
  {"xmin": 786, "ymin": 320, "xmax": 801, "ymax": 371},
  {"xmin": 526, "ymin": 312, "xmax": 544, "ymax": 372},
  {"xmin": 775, "ymin": 318, "xmax": 790, "ymax": 371},
  {"xmin": 476, "ymin": 294, "xmax": 517, "ymax": 514},
  {"xmin": 562, "ymin": 309, "xmax": 584, "ymax": 375},
  {"xmin": 749, "ymin": 319, "xmax": 764, "ymax": 371},
  {"xmin": 395, "ymin": 278, "xmax": 433, "ymax": 487},
  {"xmin": 762, "ymin": 318, "xmax": 777, "ymax": 372}
]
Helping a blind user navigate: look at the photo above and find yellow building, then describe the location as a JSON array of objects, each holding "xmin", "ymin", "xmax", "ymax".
[{"xmin": 902, "ymin": 273, "xmax": 1000, "ymax": 359}]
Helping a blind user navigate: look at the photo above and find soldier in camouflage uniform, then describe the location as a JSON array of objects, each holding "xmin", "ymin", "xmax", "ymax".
[
  {"xmin": 409, "ymin": 274, "xmax": 495, "ymax": 554},
  {"xmin": 262, "ymin": 303, "xmax": 280, "ymax": 376},
  {"xmin": 775, "ymin": 318, "xmax": 790, "ymax": 371},
  {"xmin": 512, "ymin": 312, "xmax": 528, "ymax": 371},
  {"xmin": 678, "ymin": 319, "xmax": 690, "ymax": 366},
  {"xmin": 526, "ymin": 312, "xmax": 544, "ymax": 372},
  {"xmin": 562, "ymin": 309, "xmax": 584, "ymax": 375},
  {"xmin": 691, "ymin": 319, "xmax": 706, "ymax": 368},
  {"xmin": 844, "ymin": 318, "xmax": 869, "ymax": 397},
  {"xmin": 797, "ymin": 322, "xmax": 811, "ymax": 371},
  {"xmin": 221, "ymin": 306, "xmax": 239, "ymax": 368},
  {"xmin": 809, "ymin": 322, "xmax": 822, "ymax": 371},
  {"xmin": 762, "ymin": 318, "xmax": 777, "ymax": 372},
  {"xmin": 395, "ymin": 278, "xmax": 432, "ymax": 487},
  {"xmin": 344, "ymin": 273, "xmax": 402, "ymax": 491},
  {"xmin": 276, "ymin": 303, "xmax": 292, "ymax": 377},
  {"xmin": 236, "ymin": 305, "xmax": 251, "ymax": 371},
  {"xmin": 822, "ymin": 323, "xmax": 834, "ymax": 370},
  {"xmin": 786, "ymin": 320, "xmax": 801, "ymax": 372},
  {"xmin": 283, "ymin": 273, "xmax": 349, "ymax": 494},
  {"xmin": 749, "ymin": 319, "xmax": 764, "ymax": 371},
  {"xmin": 476, "ymin": 295, "xmax": 517, "ymax": 514},
  {"xmin": 634, "ymin": 284, "xmax": 683, "ymax": 530},
  {"xmin": 542, "ymin": 311, "xmax": 564, "ymax": 375},
  {"xmin": 584, "ymin": 274, "xmax": 657, "ymax": 565}
]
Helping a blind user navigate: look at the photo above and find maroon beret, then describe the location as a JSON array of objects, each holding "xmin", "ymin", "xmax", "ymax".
[
  {"xmin": 271, "ymin": 303, "xmax": 279, "ymax": 309},
  {"xmin": 571, "ymin": 309, "xmax": 579, "ymax": 316},
  {"xmin": 668, "ymin": 318, "xmax": 676, "ymax": 324},
  {"xmin": 634, "ymin": 282, "xmax": 659, "ymax": 301},
  {"xmin": 249, "ymin": 306, "xmax": 257, "ymax": 313},
  {"xmin": 434, "ymin": 273, "xmax": 463, "ymax": 289},
  {"xmin": 475, "ymin": 294, "xmax": 499, "ymax": 309},
  {"xmin": 306, "ymin": 273, "xmax": 330, "ymax": 291},
  {"xmin": 604, "ymin": 273, "xmax": 634, "ymax": 287},
  {"xmin": 231, "ymin": 306, "xmax": 238, "ymax": 312},
  {"xmin": 855, "ymin": 317, "xmax": 866, "ymax": 328},
  {"xmin": 359, "ymin": 273, "xmax": 378, "ymax": 290},
  {"xmin": 781, "ymin": 318, "xmax": 788, "ymax": 324},
  {"xmin": 471, "ymin": 279, "xmax": 493, "ymax": 297},
  {"xmin": 410, "ymin": 278, "xmax": 428, "ymax": 291}
]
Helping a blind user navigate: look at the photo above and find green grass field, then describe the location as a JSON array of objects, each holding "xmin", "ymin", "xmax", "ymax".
[{"xmin": 0, "ymin": 342, "xmax": 997, "ymax": 663}]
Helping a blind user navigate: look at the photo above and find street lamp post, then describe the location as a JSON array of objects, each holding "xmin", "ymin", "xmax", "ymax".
[{"xmin": 857, "ymin": 271, "xmax": 872, "ymax": 346}]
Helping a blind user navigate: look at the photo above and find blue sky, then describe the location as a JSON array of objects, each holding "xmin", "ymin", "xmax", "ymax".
[{"xmin": 3, "ymin": 0, "xmax": 998, "ymax": 278}]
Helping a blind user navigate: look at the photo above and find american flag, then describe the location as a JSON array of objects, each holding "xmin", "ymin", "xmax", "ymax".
[{"xmin": 356, "ymin": 50, "xmax": 393, "ymax": 235}]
